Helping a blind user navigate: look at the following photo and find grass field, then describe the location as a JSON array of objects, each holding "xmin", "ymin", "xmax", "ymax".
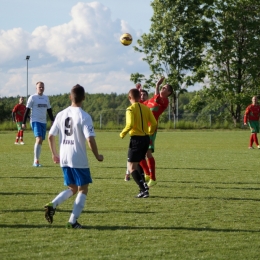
[{"xmin": 1, "ymin": 130, "xmax": 260, "ymax": 260}]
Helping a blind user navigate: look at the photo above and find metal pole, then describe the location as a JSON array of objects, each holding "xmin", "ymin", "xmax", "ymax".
[
  {"xmin": 176, "ymin": 91, "xmax": 179, "ymax": 123},
  {"xmin": 27, "ymin": 59, "xmax": 28, "ymax": 101},
  {"xmin": 25, "ymin": 56, "xmax": 30, "ymax": 102},
  {"xmin": 168, "ymin": 97, "xmax": 170, "ymax": 121}
]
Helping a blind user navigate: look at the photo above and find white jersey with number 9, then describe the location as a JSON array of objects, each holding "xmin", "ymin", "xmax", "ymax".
[{"xmin": 49, "ymin": 106, "xmax": 95, "ymax": 168}]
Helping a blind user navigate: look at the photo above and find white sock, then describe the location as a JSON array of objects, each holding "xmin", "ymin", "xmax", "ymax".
[
  {"xmin": 52, "ymin": 189, "xmax": 73, "ymax": 208},
  {"xmin": 34, "ymin": 143, "xmax": 42, "ymax": 161},
  {"xmin": 126, "ymin": 161, "xmax": 130, "ymax": 175},
  {"xmin": 69, "ymin": 193, "xmax": 87, "ymax": 224}
]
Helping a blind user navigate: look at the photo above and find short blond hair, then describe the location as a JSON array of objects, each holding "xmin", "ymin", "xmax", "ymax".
[{"xmin": 36, "ymin": 81, "xmax": 44, "ymax": 86}]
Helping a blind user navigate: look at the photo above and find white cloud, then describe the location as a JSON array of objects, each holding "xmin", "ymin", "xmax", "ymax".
[
  {"xmin": 0, "ymin": 28, "xmax": 30, "ymax": 62},
  {"xmin": 0, "ymin": 1, "xmax": 149, "ymax": 97}
]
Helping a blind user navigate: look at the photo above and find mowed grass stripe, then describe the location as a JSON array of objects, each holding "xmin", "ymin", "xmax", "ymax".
[{"xmin": 0, "ymin": 130, "xmax": 260, "ymax": 260}]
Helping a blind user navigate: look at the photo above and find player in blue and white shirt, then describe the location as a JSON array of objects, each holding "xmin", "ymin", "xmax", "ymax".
[
  {"xmin": 45, "ymin": 84, "xmax": 103, "ymax": 229},
  {"xmin": 22, "ymin": 82, "xmax": 54, "ymax": 167}
]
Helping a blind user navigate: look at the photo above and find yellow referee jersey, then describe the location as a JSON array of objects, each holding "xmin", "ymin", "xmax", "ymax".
[{"xmin": 120, "ymin": 102, "xmax": 157, "ymax": 138}]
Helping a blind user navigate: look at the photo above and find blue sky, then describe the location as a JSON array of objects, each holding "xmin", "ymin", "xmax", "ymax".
[{"xmin": 0, "ymin": 0, "xmax": 153, "ymax": 97}]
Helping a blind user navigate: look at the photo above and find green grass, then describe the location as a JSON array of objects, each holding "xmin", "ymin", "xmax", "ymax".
[{"xmin": 0, "ymin": 130, "xmax": 260, "ymax": 260}]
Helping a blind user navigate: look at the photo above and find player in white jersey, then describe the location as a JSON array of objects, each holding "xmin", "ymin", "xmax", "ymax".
[
  {"xmin": 45, "ymin": 84, "xmax": 104, "ymax": 229},
  {"xmin": 22, "ymin": 82, "xmax": 54, "ymax": 167}
]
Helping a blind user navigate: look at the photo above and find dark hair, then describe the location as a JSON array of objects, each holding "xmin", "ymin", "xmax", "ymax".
[
  {"xmin": 71, "ymin": 84, "xmax": 85, "ymax": 103},
  {"xmin": 140, "ymin": 89, "xmax": 148, "ymax": 96},
  {"xmin": 128, "ymin": 88, "xmax": 141, "ymax": 100}
]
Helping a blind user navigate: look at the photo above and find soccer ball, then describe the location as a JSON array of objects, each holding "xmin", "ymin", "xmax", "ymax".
[{"xmin": 120, "ymin": 33, "xmax": 133, "ymax": 46}]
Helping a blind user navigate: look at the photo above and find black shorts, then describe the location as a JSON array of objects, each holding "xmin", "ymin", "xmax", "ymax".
[{"xmin": 128, "ymin": 135, "xmax": 150, "ymax": 163}]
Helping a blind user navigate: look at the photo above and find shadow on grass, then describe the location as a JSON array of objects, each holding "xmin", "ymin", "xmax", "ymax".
[
  {"xmin": 1, "ymin": 192, "xmax": 259, "ymax": 202},
  {"xmin": 0, "ymin": 192, "xmax": 60, "ymax": 196},
  {"xmin": 0, "ymin": 223, "xmax": 259, "ymax": 233},
  {"xmin": 153, "ymin": 195, "xmax": 260, "ymax": 202},
  {"xmin": 161, "ymin": 180, "xmax": 260, "ymax": 185},
  {"xmin": 0, "ymin": 177, "xmax": 61, "ymax": 179},
  {"xmin": 192, "ymin": 185, "xmax": 260, "ymax": 191},
  {"xmin": 0, "ymin": 209, "xmax": 156, "ymax": 214},
  {"xmin": 97, "ymin": 166, "xmax": 229, "ymax": 171}
]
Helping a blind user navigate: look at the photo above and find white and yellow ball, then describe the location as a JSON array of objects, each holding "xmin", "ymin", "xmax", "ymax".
[{"xmin": 120, "ymin": 33, "xmax": 133, "ymax": 46}]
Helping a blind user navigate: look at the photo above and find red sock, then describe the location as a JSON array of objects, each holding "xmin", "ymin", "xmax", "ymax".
[
  {"xmin": 20, "ymin": 130, "xmax": 23, "ymax": 141},
  {"xmin": 253, "ymin": 133, "xmax": 259, "ymax": 146},
  {"xmin": 147, "ymin": 157, "xmax": 156, "ymax": 181},
  {"xmin": 139, "ymin": 159, "xmax": 150, "ymax": 175},
  {"xmin": 250, "ymin": 134, "xmax": 254, "ymax": 147},
  {"xmin": 15, "ymin": 132, "xmax": 19, "ymax": 142}
]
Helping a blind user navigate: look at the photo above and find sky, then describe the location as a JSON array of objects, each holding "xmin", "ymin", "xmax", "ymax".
[{"xmin": 0, "ymin": 0, "xmax": 154, "ymax": 97}]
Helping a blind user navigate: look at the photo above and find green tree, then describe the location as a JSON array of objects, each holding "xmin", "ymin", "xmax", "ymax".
[
  {"xmin": 192, "ymin": 0, "xmax": 260, "ymax": 125},
  {"xmin": 131, "ymin": 0, "xmax": 211, "ymax": 119}
]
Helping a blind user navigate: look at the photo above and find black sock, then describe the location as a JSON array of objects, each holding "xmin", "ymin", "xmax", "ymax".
[
  {"xmin": 131, "ymin": 170, "xmax": 146, "ymax": 191},
  {"xmin": 137, "ymin": 164, "xmax": 145, "ymax": 182}
]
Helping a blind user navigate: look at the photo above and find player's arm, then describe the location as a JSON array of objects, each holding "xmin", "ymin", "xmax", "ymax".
[
  {"xmin": 47, "ymin": 108, "xmax": 55, "ymax": 122},
  {"xmin": 87, "ymin": 136, "xmax": 103, "ymax": 161},
  {"xmin": 120, "ymin": 109, "xmax": 134, "ymax": 138},
  {"xmin": 155, "ymin": 77, "xmax": 165, "ymax": 95},
  {"xmin": 22, "ymin": 108, "xmax": 31, "ymax": 128},
  {"xmin": 243, "ymin": 106, "xmax": 250, "ymax": 125},
  {"xmin": 12, "ymin": 112, "xmax": 16, "ymax": 122},
  {"xmin": 48, "ymin": 134, "xmax": 60, "ymax": 163}
]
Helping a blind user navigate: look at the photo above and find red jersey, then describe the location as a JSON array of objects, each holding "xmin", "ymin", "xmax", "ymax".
[
  {"xmin": 143, "ymin": 94, "xmax": 169, "ymax": 122},
  {"xmin": 12, "ymin": 103, "xmax": 26, "ymax": 122},
  {"xmin": 244, "ymin": 104, "xmax": 260, "ymax": 123}
]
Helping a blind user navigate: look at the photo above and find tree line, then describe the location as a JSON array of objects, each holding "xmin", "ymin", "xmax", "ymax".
[{"xmin": 0, "ymin": 90, "xmax": 250, "ymax": 126}]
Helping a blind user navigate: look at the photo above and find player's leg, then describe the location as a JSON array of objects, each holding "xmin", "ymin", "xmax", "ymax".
[
  {"xmin": 146, "ymin": 131, "xmax": 157, "ymax": 187},
  {"xmin": 253, "ymin": 133, "xmax": 259, "ymax": 147},
  {"xmin": 137, "ymin": 163, "xmax": 149, "ymax": 191},
  {"xmin": 44, "ymin": 167, "xmax": 76, "ymax": 224},
  {"xmin": 147, "ymin": 150, "xmax": 156, "ymax": 187},
  {"xmin": 139, "ymin": 158, "xmax": 150, "ymax": 181},
  {"xmin": 128, "ymin": 136, "xmax": 150, "ymax": 198},
  {"xmin": 32, "ymin": 122, "xmax": 45, "ymax": 166},
  {"xmin": 249, "ymin": 134, "xmax": 254, "ymax": 148},
  {"xmin": 252, "ymin": 121, "xmax": 260, "ymax": 148},
  {"xmin": 67, "ymin": 168, "xmax": 92, "ymax": 228},
  {"xmin": 128, "ymin": 161, "xmax": 148, "ymax": 198},
  {"xmin": 33, "ymin": 136, "xmax": 43, "ymax": 166},
  {"xmin": 248, "ymin": 121, "xmax": 255, "ymax": 149},
  {"xmin": 124, "ymin": 161, "xmax": 131, "ymax": 181},
  {"xmin": 15, "ymin": 123, "xmax": 20, "ymax": 144},
  {"xmin": 17, "ymin": 122, "xmax": 24, "ymax": 144}
]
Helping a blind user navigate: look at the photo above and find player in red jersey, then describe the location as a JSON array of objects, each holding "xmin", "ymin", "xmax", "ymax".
[
  {"xmin": 12, "ymin": 97, "xmax": 26, "ymax": 145},
  {"xmin": 139, "ymin": 77, "xmax": 173, "ymax": 187},
  {"xmin": 243, "ymin": 96, "xmax": 260, "ymax": 149}
]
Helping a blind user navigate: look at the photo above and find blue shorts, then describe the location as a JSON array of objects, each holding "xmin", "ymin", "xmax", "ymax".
[
  {"xmin": 62, "ymin": 167, "xmax": 93, "ymax": 186},
  {"xmin": 31, "ymin": 122, "xmax": 47, "ymax": 140}
]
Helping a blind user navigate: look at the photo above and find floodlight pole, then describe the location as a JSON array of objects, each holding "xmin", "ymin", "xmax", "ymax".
[{"xmin": 26, "ymin": 56, "xmax": 30, "ymax": 101}]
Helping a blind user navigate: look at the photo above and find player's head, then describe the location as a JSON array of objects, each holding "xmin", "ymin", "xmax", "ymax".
[
  {"xmin": 128, "ymin": 88, "xmax": 140, "ymax": 103},
  {"xmin": 70, "ymin": 84, "xmax": 85, "ymax": 104},
  {"xmin": 19, "ymin": 97, "xmax": 24, "ymax": 104},
  {"xmin": 140, "ymin": 89, "xmax": 148, "ymax": 102},
  {"xmin": 36, "ymin": 81, "xmax": 45, "ymax": 96},
  {"xmin": 160, "ymin": 84, "xmax": 173, "ymax": 98},
  {"xmin": 252, "ymin": 96, "xmax": 258, "ymax": 105}
]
